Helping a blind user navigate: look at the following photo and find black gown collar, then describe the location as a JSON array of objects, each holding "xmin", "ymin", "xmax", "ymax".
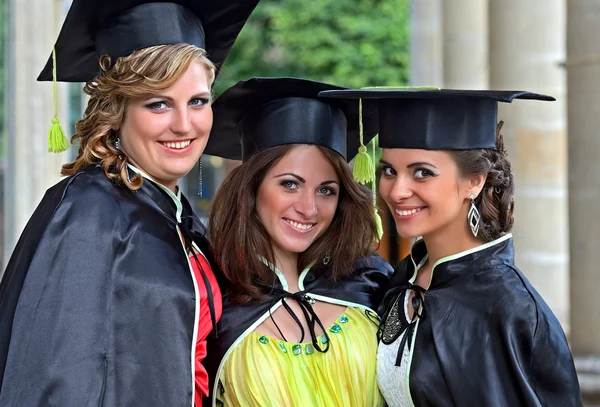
[
  {"xmin": 127, "ymin": 164, "xmax": 183, "ymax": 222},
  {"xmin": 408, "ymin": 234, "xmax": 514, "ymax": 289}
]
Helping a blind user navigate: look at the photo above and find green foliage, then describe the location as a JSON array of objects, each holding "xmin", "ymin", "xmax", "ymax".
[{"xmin": 213, "ymin": 0, "xmax": 409, "ymax": 96}]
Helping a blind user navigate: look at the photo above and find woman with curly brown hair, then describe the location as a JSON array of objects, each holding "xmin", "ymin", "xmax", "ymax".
[
  {"xmin": 320, "ymin": 88, "xmax": 583, "ymax": 407},
  {"xmin": 202, "ymin": 77, "xmax": 393, "ymax": 407},
  {"xmin": 0, "ymin": 1, "xmax": 258, "ymax": 406}
]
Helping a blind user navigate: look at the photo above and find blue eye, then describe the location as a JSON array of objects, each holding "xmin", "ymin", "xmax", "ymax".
[
  {"xmin": 280, "ymin": 180, "xmax": 299, "ymax": 190},
  {"xmin": 317, "ymin": 187, "xmax": 337, "ymax": 196},
  {"xmin": 190, "ymin": 97, "xmax": 210, "ymax": 107},
  {"xmin": 146, "ymin": 101, "xmax": 168, "ymax": 110}
]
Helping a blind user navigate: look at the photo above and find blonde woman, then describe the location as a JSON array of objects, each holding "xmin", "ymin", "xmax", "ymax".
[{"xmin": 0, "ymin": 1, "xmax": 257, "ymax": 405}]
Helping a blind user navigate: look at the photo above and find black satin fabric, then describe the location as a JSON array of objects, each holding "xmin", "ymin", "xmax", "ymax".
[
  {"xmin": 378, "ymin": 237, "xmax": 583, "ymax": 407},
  {"xmin": 239, "ymin": 97, "xmax": 348, "ymax": 160},
  {"xmin": 204, "ymin": 77, "xmax": 379, "ymax": 161},
  {"xmin": 203, "ymin": 253, "xmax": 393, "ymax": 406},
  {"xmin": 317, "ymin": 89, "xmax": 555, "ymax": 150},
  {"xmin": 37, "ymin": 0, "xmax": 260, "ymax": 82},
  {"xmin": 0, "ymin": 164, "xmax": 216, "ymax": 406},
  {"xmin": 95, "ymin": 3, "xmax": 206, "ymax": 64}
]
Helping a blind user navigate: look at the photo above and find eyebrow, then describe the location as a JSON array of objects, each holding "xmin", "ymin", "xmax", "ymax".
[
  {"xmin": 407, "ymin": 161, "xmax": 437, "ymax": 169},
  {"xmin": 274, "ymin": 173, "xmax": 305, "ymax": 183},
  {"xmin": 380, "ymin": 159, "xmax": 437, "ymax": 169},
  {"xmin": 274, "ymin": 173, "xmax": 339, "ymax": 186},
  {"xmin": 145, "ymin": 92, "xmax": 211, "ymax": 101}
]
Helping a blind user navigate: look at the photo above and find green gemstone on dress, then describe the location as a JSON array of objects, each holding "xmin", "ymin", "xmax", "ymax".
[
  {"xmin": 330, "ymin": 324, "xmax": 342, "ymax": 333},
  {"xmin": 305, "ymin": 344, "xmax": 314, "ymax": 355},
  {"xmin": 258, "ymin": 335, "xmax": 269, "ymax": 344},
  {"xmin": 279, "ymin": 342, "xmax": 287, "ymax": 353},
  {"xmin": 321, "ymin": 334, "xmax": 328, "ymax": 344},
  {"xmin": 339, "ymin": 315, "xmax": 349, "ymax": 323},
  {"xmin": 292, "ymin": 344, "xmax": 302, "ymax": 355}
]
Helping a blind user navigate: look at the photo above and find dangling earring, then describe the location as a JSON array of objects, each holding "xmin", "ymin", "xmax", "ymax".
[
  {"xmin": 197, "ymin": 155, "xmax": 203, "ymax": 197},
  {"xmin": 114, "ymin": 137, "xmax": 121, "ymax": 150},
  {"xmin": 468, "ymin": 193, "xmax": 480, "ymax": 237},
  {"xmin": 323, "ymin": 253, "xmax": 331, "ymax": 265}
]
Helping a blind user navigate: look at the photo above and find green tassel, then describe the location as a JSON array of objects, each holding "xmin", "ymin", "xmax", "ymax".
[
  {"xmin": 370, "ymin": 135, "xmax": 384, "ymax": 241},
  {"xmin": 48, "ymin": 46, "xmax": 69, "ymax": 153},
  {"xmin": 353, "ymin": 145, "xmax": 374, "ymax": 185},
  {"xmin": 374, "ymin": 209, "xmax": 384, "ymax": 241},
  {"xmin": 48, "ymin": 117, "xmax": 69, "ymax": 153},
  {"xmin": 352, "ymin": 98, "xmax": 375, "ymax": 185}
]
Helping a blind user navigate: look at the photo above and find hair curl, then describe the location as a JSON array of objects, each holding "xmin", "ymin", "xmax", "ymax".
[
  {"xmin": 61, "ymin": 44, "xmax": 216, "ymax": 189},
  {"xmin": 209, "ymin": 144, "xmax": 379, "ymax": 303},
  {"xmin": 447, "ymin": 121, "xmax": 515, "ymax": 242}
]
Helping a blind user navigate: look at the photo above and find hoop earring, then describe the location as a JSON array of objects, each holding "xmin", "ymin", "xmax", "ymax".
[
  {"xmin": 468, "ymin": 193, "xmax": 480, "ymax": 237},
  {"xmin": 323, "ymin": 253, "xmax": 331, "ymax": 265}
]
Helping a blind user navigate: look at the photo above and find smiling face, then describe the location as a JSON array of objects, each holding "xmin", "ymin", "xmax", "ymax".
[
  {"xmin": 379, "ymin": 148, "xmax": 484, "ymax": 241},
  {"xmin": 119, "ymin": 61, "xmax": 213, "ymax": 191},
  {"xmin": 256, "ymin": 145, "xmax": 340, "ymax": 259}
]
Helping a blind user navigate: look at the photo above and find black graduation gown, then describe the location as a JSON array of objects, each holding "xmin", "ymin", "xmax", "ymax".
[
  {"xmin": 0, "ymin": 164, "xmax": 218, "ymax": 407},
  {"xmin": 377, "ymin": 234, "xmax": 583, "ymax": 407},
  {"xmin": 203, "ymin": 254, "xmax": 393, "ymax": 407}
]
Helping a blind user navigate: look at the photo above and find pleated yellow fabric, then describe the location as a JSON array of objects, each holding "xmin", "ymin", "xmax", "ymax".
[{"xmin": 218, "ymin": 307, "xmax": 384, "ymax": 407}]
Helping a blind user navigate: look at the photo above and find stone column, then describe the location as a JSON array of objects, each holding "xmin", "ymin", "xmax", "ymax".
[
  {"xmin": 409, "ymin": 0, "xmax": 443, "ymax": 86},
  {"xmin": 566, "ymin": 0, "xmax": 600, "ymax": 400},
  {"xmin": 3, "ymin": 0, "xmax": 70, "ymax": 268},
  {"xmin": 442, "ymin": 0, "xmax": 488, "ymax": 89},
  {"xmin": 489, "ymin": 0, "xmax": 569, "ymax": 327}
]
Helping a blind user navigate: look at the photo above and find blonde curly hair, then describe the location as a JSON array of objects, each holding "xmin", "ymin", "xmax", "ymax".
[{"xmin": 61, "ymin": 44, "xmax": 216, "ymax": 190}]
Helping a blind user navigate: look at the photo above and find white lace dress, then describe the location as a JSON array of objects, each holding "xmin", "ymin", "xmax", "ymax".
[{"xmin": 376, "ymin": 291, "xmax": 414, "ymax": 407}]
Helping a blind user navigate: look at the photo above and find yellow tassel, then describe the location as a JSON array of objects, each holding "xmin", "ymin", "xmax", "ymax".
[
  {"xmin": 374, "ymin": 209, "xmax": 384, "ymax": 241},
  {"xmin": 370, "ymin": 135, "xmax": 384, "ymax": 241},
  {"xmin": 47, "ymin": 46, "xmax": 69, "ymax": 153},
  {"xmin": 352, "ymin": 98, "xmax": 375, "ymax": 185},
  {"xmin": 353, "ymin": 145, "xmax": 374, "ymax": 185},
  {"xmin": 354, "ymin": 85, "xmax": 441, "ymax": 242},
  {"xmin": 48, "ymin": 117, "xmax": 69, "ymax": 153}
]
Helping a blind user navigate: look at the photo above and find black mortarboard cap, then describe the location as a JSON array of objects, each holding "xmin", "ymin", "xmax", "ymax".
[
  {"xmin": 38, "ymin": 0, "xmax": 260, "ymax": 82},
  {"xmin": 205, "ymin": 77, "xmax": 379, "ymax": 161},
  {"xmin": 318, "ymin": 89, "xmax": 555, "ymax": 150}
]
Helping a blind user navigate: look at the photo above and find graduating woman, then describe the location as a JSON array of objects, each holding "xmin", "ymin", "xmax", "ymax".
[
  {"xmin": 320, "ymin": 88, "xmax": 583, "ymax": 407},
  {"xmin": 0, "ymin": 1, "xmax": 258, "ymax": 405},
  {"xmin": 203, "ymin": 77, "xmax": 393, "ymax": 407}
]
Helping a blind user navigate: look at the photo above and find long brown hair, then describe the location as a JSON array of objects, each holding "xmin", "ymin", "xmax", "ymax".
[
  {"xmin": 61, "ymin": 44, "xmax": 215, "ymax": 190},
  {"xmin": 209, "ymin": 144, "xmax": 379, "ymax": 303}
]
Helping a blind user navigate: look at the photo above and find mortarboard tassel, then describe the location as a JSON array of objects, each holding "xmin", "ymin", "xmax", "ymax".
[
  {"xmin": 351, "ymin": 98, "xmax": 382, "ymax": 241},
  {"xmin": 352, "ymin": 98, "xmax": 375, "ymax": 185},
  {"xmin": 48, "ymin": 47, "xmax": 69, "ymax": 153},
  {"xmin": 357, "ymin": 85, "xmax": 441, "ymax": 241},
  {"xmin": 372, "ymin": 136, "xmax": 384, "ymax": 241}
]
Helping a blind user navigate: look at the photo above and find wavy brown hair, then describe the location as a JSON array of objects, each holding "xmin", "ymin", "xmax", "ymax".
[
  {"xmin": 448, "ymin": 121, "xmax": 515, "ymax": 242},
  {"xmin": 209, "ymin": 144, "xmax": 379, "ymax": 303},
  {"xmin": 61, "ymin": 44, "xmax": 216, "ymax": 190}
]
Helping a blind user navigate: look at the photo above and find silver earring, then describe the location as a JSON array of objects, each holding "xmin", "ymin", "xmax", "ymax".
[
  {"xmin": 115, "ymin": 137, "xmax": 121, "ymax": 150},
  {"xmin": 323, "ymin": 253, "xmax": 331, "ymax": 265},
  {"xmin": 468, "ymin": 193, "xmax": 480, "ymax": 237},
  {"xmin": 197, "ymin": 156, "xmax": 203, "ymax": 197}
]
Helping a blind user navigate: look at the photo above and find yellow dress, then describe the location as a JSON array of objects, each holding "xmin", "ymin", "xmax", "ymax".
[{"xmin": 217, "ymin": 307, "xmax": 385, "ymax": 407}]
